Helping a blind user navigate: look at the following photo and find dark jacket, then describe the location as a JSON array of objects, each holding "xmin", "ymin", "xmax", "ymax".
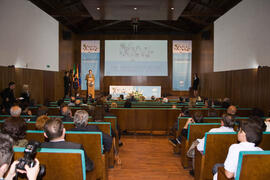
[
  {"xmin": 64, "ymin": 76, "xmax": 71, "ymax": 88},
  {"xmin": 41, "ymin": 141, "xmax": 94, "ymax": 171},
  {"xmin": 1, "ymin": 88, "xmax": 15, "ymax": 108},
  {"xmin": 193, "ymin": 77, "xmax": 200, "ymax": 90},
  {"xmin": 20, "ymin": 92, "xmax": 30, "ymax": 104},
  {"xmin": 62, "ymin": 115, "xmax": 73, "ymax": 122},
  {"xmin": 70, "ymin": 125, "xmax": 113, "ymax": 152}
]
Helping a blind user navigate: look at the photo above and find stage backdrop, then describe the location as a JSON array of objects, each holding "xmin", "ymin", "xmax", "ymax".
[
  {"xmin": 104, "ymin": 40, "xmax": 168, "ymax": 76},
  {"xmin": 81, "ymin": 40, "xmax": 100, "ymax": 90},
  {"xmin": 172, "ymin": 40, "xmax": 192, "ymax": 91}
]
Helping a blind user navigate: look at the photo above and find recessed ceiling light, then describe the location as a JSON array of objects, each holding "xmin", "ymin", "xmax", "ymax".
[
  {"xmin": 134, "ymin": 7, "xmax": 137, "ymax": 10},
  {"xmin": 97, "ymin": 7, "xmax": 100, "ymax": 10},
  {"xmin": 171, "ymin": 7, "xmax": 174, "ymax": 10}
]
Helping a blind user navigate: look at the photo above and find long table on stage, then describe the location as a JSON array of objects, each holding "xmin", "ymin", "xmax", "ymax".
[{"xmin": 111, "ymin": 108, "xmax": 179, "ymax": 134}]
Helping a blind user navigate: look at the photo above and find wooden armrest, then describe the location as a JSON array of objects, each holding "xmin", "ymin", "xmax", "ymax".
[{"xmin": 218, "ymin": 167, "xmax": 234, "ymax": 180}]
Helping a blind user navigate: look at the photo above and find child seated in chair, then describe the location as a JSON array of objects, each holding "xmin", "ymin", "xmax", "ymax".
[{"xmin": 213, "ymin": 116, "xmax": 264, "ymax": 180}]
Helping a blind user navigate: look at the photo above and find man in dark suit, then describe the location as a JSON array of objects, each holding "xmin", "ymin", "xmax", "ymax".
[
  {"xmin": 1, "ymin": 82, "xmax": 16, "ymax": 114},
  {"xmin": 41, "ymin": 118, "xmax": 94, "ymax": 171},
  {"xmin": 71, "ymin": 110, "xmax": 112, "ymax": 152}
]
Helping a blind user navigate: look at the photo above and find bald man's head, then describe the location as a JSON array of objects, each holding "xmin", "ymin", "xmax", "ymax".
[
  {"xmin": 10, "ymin": 106, "xmax": 21, "ymax": 117},
  {"xmin": 227, "ymin": 105, "xmax": 237, "ymax": 116}
]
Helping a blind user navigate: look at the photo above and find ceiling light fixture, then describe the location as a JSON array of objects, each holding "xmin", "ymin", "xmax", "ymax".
[
  {"xmin": 134, "ymin": 7, "xmax": 137, "ymax": 10},
  {"xmin": 171, "ymin": 7, "xmax": 174, "ymax": 10},
  {"xmin": 97, "ymin": 7, "xmax": 100, "ymax": 10}
]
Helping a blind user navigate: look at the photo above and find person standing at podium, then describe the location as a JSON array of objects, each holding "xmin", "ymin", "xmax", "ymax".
[{"xmin": 85, "ymin": 69, "xmax": 95, "ymax": 98}]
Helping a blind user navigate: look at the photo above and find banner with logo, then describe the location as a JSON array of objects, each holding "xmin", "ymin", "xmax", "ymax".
[
  {"xmin": 172, "ymin": 40, "xmax": 192, "ymax": 91},
  {"xmin": 81, "ymin": 40, "xmax": 100, "ymax": 90}
]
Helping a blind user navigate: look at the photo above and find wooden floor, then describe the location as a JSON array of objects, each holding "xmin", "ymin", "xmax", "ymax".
[{"xmin": 108, "ymin": 136, "xmax": 193, "ymax": 180}]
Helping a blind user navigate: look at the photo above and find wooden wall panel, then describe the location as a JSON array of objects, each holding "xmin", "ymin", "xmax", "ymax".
[{"xmin": 194, "ymin": 26, "xmax": 270, "ymax": 112}]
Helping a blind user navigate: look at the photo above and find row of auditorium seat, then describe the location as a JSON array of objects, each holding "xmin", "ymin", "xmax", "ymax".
[
  {"xmin": 175, "ymin": 118, "xmax": 270, "ymax": 180},
  {"xmin": 0, "ymin": 115, "xmax": 119, "ymax": 180}
]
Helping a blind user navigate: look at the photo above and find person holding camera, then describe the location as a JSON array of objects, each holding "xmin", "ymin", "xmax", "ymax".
[{"xmin": 0, "ymin": 133, "xmax": 40, "ymax": 180}]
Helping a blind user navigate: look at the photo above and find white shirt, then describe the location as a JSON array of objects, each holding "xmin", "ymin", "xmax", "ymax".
[
  {"xmin": 224, "ymin": 142, "xmax": 263, "ymax": 177},
  {"xmin": 213, "ymin": 142, "xmax": 263, "ymax": 180},
  {"xmin": 196, "ymin": 126, "xmax": 235, "ymax": 152}
]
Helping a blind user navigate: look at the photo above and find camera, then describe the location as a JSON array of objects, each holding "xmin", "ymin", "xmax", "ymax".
[{"xmin": 16, "ymin": 141, "xmax": 46, "ymax": 179}]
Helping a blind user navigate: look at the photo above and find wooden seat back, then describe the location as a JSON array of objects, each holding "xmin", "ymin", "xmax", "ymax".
[
  {"xmin": 25, "ymin": 122, "xmax": 111, "ymax": 135},
  {"xmin": 235, "ymin": 151, "xmax": 270, "ymax": 180},
  {"xmin": 181, "ymin": 123, "xmax": 220, "ymax": 168},
  {"xmin": 197, "ymin": 132, "xmax": 270, "ymax": 180},
  {"xmin": 25, "ymin": 131, "xmax": 106, "ymax": 180},
  {"xmin": 13, "ymin": 148, "xmax": 87, "ymax": 180}
]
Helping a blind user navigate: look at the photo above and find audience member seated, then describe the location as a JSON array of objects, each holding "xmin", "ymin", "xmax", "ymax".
[
  {"xmin": 250, "ymin": 107, "xmax": 265, "ymax": 117},
  {"xmin": 151, "ymin": 96, "xmax": 156, "ymax": 101},
  {"xmin": 119, "ymin": 94, "xmax": 124, "ymax": 101},
  {"xmin": 213, "ymin": 117, "xmax": 264, "ymax": 180},
  {"xmin": 110, "ymin": 102, "xmax": 117, "ymax": 108},
  {"xmin": 169, "ymin": 111, "xmax": 204, "ymax": 146},
  {"xmin": 41, "ymin": 118, "xmax": 94, "ymax": 171},
  {"xmin": 124, "ymin": 99, "xmax": 132, "ymax": 108},
  {"xmin": 222, "ymin": 98, "xmax": 231, "ymax": 109},
  {"xmin": 60, "ymin": 106, "xmax": 73, "ymax": 122},
  {"xmin": 30, "ymin": 106, "xmax": 48, "ymax": 121},
  {"xmin": 208, "ymin": 107, "xmax": 218, "ymax": 117},
  {"xmin": 74, "ymin": 99, "xmax": 81, "ymax": 107},
  {"xmin": 227, "ymin": 105, "xmax": 237, "ymax": 117},
  {"xmin": 35, "ymin": 115, "xmax": 50, "ymax": 130},
  {"xmin": 265, "ymin": 118, "xmax": 270, "ymax": 132},
  {"xmin": 196, "ymin": 114, "xmax": 235, "ymax": 152},
  {"xmin": 68, "ymin": 96, "xmax": 76, "ymax": 106},
  {"xmin": 0, "ymin": 133, "xmax": 40, "ymax": 180},
  {"xmin": 162, "ymin": 97, "xmax": 168, "ymax": 103},
  {"xmin": 106, "ymin": 94, "xmax": 112, "ymax": 101},
  {"xmin": 1, "ymin": 106, "xmax": 28, "ymax": 147},
  {"xmin": 185, "ymin": 114, "xmax": 235, "ymax": 176},
  {"xmin": 92, "ymin": 102, "xmax": 105, "ymax": 122},
  {"xmin": 70, "ymin": 110, "xmax": 112, "ymax": 153}
]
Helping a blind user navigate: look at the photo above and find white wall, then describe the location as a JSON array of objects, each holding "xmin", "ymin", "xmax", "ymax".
[
  {"xmin": 214, "ymin": 0, "xmax": 270, "ymax": 72},
  {"xmin": 0, "ymin": 0, "xmax": 59, "ymax": 71}
]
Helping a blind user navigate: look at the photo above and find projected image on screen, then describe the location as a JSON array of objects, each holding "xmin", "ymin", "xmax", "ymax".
[{"xmin": 105, "ymin": 40, "xmax": 168, "ymax": 76}]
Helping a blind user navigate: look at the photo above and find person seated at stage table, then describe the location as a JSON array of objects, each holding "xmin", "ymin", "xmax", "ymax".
[
  {"xmin": 60, "ymin": 105, "xmax": 73, "ymax": 122},
  {"xmin": 30, "ymin": 106, "xmax": 48, "ymax": 121},
  {"xmin": 1, "ymin": 106, "xmax": 28, "ymax": 147},
  {"xmin": 41, "ymin": 118, "xmax": 94, "ymax": 171},
  {"xmin": 213, "ymin": 117, "xmax": 264, "ymax": 180},
  {"xmin": 35, "ymin": 115, "xmax": 50, "ymax": 130},
  {"xmin": 169, "ymin": 111, "xmax": 204, "ymax": 146},
  {"xmin": 70, "ymin": 110, "xmax": 112, "ymax": 152}
]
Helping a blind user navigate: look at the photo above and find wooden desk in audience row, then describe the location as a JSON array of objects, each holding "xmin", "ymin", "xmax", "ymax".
[{"xmin": 22, "ymin": 107, "xmax": 253, "ymax": 134}]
